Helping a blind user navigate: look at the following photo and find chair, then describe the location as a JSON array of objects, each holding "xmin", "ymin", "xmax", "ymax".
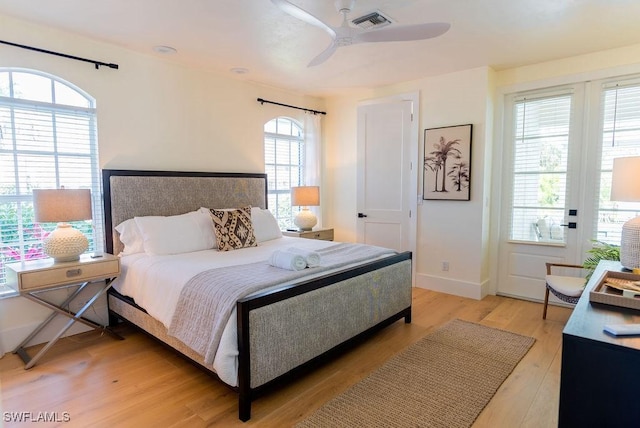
[{"xmin": 543, "ymin": 262, "xmax": 586, "ymax": 319}]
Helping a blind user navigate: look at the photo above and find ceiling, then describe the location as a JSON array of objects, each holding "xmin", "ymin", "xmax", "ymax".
[{"xmin": 2, "ymin": 0, "xmax": 640, "ymax": 97}]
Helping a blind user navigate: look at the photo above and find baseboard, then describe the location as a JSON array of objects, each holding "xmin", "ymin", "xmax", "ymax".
[{"xmin": 415, "ymin": 273, "xmax": 490, "ymax": 300}]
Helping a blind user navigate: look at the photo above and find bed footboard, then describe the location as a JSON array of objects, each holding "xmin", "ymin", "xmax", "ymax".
[
  {"xmin": 236, "ymin": 252, "xmax": 412, "ymax": 421},
  {"xmin": 102, "ymin": 170, "xmax": 413, "ymax": 422}
]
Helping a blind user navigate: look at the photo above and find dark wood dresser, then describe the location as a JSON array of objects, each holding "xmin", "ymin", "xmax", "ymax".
[{"xmin": 560, "ymin": 260, "xmax": 640, "ymax": 427}]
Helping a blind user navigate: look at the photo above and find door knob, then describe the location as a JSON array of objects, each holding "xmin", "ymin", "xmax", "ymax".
[
  {"xmin": 358, "ymin": 213, "xmax": 368, "ymax": 218},
  {"xmin": 560, "ymin": 222, "xmax": 577, "ymax": 229}
]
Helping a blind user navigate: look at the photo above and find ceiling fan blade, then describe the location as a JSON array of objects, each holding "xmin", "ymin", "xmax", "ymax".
[
  {"xmin": 271, "ymin": 0, "xmax": 336, "ymax": 39},
  {"xmin": 355, "ymin": 22, "xmax": 450, "ymax": 43},
  {"xmin": 308, "ymin": 42, "xmax": 338, "ymax": 67}
]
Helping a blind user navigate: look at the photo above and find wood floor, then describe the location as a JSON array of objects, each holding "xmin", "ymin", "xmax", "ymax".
[{"xmin": 0, "ymin": 288, "xmax": 571, "ymax": 427}]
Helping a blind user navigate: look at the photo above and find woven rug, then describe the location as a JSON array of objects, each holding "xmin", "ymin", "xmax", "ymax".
[{"xmin": 296, "ymin": 319, "xmax": 535, "ymax": 428}]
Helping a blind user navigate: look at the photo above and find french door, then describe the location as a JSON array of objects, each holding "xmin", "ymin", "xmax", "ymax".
[{"xmin": 497, "ymin": 76, "xmax": 640, "ymax": 301}]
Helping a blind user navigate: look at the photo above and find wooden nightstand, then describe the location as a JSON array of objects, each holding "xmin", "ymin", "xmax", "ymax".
[
  {"xmin": 282, "ymin": 228, "xmax": 334, "ymax": 241},
  {"xmin": 6, "ymin": 253, "xmax": 121, "ymax": 369}
]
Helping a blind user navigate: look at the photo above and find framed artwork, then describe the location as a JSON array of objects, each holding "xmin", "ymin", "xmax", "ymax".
[{"xmin": 423, "ymin": 124, "xmax": 473, "ymax": 201}]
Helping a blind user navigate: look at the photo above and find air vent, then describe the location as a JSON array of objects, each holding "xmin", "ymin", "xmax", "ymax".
[{"xmin": 351, "ymin": 10, "xmax": 394, "ymax": 30}]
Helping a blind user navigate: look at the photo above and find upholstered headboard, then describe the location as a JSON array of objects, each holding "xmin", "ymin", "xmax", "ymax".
[{"xmin": 102, "ymin": 169, "xmax": 268, "ymax": 255}]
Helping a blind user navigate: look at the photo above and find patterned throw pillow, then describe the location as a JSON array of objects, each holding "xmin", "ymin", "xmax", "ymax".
[{"xmin": 209, "ymin": 206, "xmax": 257, "ymax": 251}]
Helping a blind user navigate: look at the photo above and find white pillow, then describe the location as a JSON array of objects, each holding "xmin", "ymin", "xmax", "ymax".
[
  {"xmin": 251, "ymin": 207, "xmax": 283, "ymax": 243},
  {"xmin": 134, "ymin": 211, "xmax": 215, "ymax": 255},
  {"xmin": 115, "ymin": 219, "xmax": 145, "ymax": 255}
]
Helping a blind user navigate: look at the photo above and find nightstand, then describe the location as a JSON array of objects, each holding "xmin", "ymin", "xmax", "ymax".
[
  {"xmin": 6, "ymin": 253, "xmax": 121, "ymax": 369},
  {"xmin": 282, "ymin": 228, "xmax": 334, "ymax": 241}
]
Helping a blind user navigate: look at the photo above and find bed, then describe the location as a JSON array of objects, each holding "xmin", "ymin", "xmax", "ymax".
[{"xmin": 102, "ymin": 169, "xmax": 412, "ymax": 421}]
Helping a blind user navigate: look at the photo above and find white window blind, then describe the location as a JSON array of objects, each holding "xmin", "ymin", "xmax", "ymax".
[
  {"xmin": 595, "ymin": 80, "xmax": 640, "ymax": 244},
  {"xmin": 510, "ymin": 91, "xmax": 573, "ymax": 243},
  {"xmin": 0, "ymin": 69, "xmax": 103, "ymax": 296},
  {"xmin": 264, "ymin": 117, "xmax": 304, "ymax": 229}
]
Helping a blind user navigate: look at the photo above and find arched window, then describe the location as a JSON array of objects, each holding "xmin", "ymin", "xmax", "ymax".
[
  {"xmin": 0, "ymin": 69, "xmax": 102, "ymax": 296},
  {"xmin": 264, "ymin": 117, "xmax": 304, "ymax": 229}
]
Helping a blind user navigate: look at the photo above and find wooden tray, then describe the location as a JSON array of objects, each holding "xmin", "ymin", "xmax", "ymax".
[{"xmin": 589, "ymin": 270, "xmax": 640, "ymax": 311}]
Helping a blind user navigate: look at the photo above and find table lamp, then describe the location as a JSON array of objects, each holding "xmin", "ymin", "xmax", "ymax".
[
  {"xmin": 33, "ymin": 189, "xmax": 92, "ymax": 262},
  {"xmin": 610, "ymin": 156, "xmax": 640, "ymax": 271},
  {"xmin": 291, "ymin": 186, "xmax": 319, "ymax": 231}
]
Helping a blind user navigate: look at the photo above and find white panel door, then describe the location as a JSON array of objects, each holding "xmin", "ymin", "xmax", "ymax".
[
  {"xmin": 356, "ymin": 96, "xmax": 416, "ymax": 253},
  {"xmin": 496, "ymin": 86, "xmax": 586, "ymax": 301}
]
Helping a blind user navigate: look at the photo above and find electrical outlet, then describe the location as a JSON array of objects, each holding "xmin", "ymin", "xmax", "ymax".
[{"xmin": 442, "ymin": 261, "xmax": 449, "ymax": 271}]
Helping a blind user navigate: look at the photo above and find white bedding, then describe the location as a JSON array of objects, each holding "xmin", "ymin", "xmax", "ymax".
[{"xmin": 111, "ymin": 236, "xmax": 346, "ymax": 386}]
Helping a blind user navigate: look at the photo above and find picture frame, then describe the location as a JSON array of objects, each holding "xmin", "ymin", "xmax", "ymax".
[{"xmin": 423, "ymin": 124, "xmax": 473, "ymax": 201}]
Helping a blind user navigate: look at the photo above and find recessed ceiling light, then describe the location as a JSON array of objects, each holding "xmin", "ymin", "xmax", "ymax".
[
  {"xmin": 153, "ymin": 45, "xmax": 177, "ymax": 54},
  {"xmin": 230, "ymin": 67, "xmax": 250, "ymax": 75}
]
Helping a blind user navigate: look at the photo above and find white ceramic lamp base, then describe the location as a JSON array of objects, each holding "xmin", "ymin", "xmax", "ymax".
[
  {"xmin": 294, "ymin": 208, "xmax": 317, "ymax": 231},
  {"xmin": 43, "ymin": 223, "xmax": 89, "ymax": 263},
  {"xmin": 620, "ymin": 216, "xmax": 640, "ymax": 271}
]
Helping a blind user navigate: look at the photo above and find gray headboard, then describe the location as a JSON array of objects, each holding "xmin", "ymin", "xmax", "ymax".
[{"xmin": 102, "ymin": 169, "xmax": 268, "ymax": 255}]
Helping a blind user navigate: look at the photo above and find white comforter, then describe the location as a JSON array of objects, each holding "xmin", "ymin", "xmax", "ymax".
[{"xmin": 111, "ymin": 236, "xmax": 342, "ymax": 386}]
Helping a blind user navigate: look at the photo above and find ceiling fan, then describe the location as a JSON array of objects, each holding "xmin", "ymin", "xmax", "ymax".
[{"xmin": 271, "ymin": 0, "xmax": 450, "ymax": 67}]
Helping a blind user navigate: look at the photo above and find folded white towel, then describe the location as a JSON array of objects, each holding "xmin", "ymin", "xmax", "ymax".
[
  {"xmin": 269, "ymin": 250, "xmax": 307, "ymax": 271},
  {"xmin": 286, "ymin": 247, "xmax": 322, "ymax": 267}
]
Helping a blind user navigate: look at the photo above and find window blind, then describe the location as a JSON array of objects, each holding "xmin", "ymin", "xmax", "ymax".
[
  {"xmin": 264, "ymin": 117, "xmax": 304, "ymax": 229},
  {"xmin": 0, "ymin": 69, "xmax": 103, "ymax": 296},
  {"xmin": 595, "ymin": 80, "xmax": 640, "ymax": 244},
  {"xmin": 510, "ymin": 91, "xmax": 573, "ymax": 242}
]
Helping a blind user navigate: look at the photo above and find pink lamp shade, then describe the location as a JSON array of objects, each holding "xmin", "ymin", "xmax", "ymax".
[
  {"xmin": 33, "ymin": 189, "xmax": 92, "ymax": 262},
  {"xmin": 610, "ymin": 156, "xmax": 640, "ymax": 270},
  {"xmin": 291, "ymin": 186, "xmax": 320, "ymax": 207},
  {"xmin": 291, "ymin": 186, "xmax": 320, "ymax": 231},
  {"xmin": 33, "ymin": 189, "xmax": 92, "ymax": 223},
  {"xmin": 611, "ymin": 157, "xmax": 640, "ymax": 202}
]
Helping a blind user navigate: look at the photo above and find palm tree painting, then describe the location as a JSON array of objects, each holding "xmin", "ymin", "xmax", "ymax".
[{"xmin": 423, "ymin": 124, "xmax": 472, "ymax": 200}]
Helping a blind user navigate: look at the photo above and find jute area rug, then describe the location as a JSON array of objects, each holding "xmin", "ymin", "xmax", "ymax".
[{"xmin": 296, "ymin": 319, "xmax": 535, "ymax": 428}]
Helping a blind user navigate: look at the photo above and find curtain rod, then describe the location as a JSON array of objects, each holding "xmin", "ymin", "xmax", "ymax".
[
  {"xmin": 0, "ymin": 39, "xmax": 119, "ymax": 70},
  {"xmin": 257, "ymin": 98, "xmax": 326, "ymax": 115}
]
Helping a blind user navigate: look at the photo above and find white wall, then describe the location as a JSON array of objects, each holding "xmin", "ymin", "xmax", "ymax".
[
  {"xmin": 412, "ymin": 68, "xmax": 495, "ymax": 299},
  {"xmin": 0, "ymin": 14, "xmax": 325, "ymax": 173},
  {"xmin": 322, "ymin": 90, "xmax": 371, "ymax": 242},
  {"xmin": 0, "ymin": 13, "xmax": 325, "ymax": 351},
  {"xmin": 496, "ymin": 43, "xmax": 640, "ymax": 90},
  {"xmin": 325, "ymin": 68, "xmax": 495, "ymax": 299}
]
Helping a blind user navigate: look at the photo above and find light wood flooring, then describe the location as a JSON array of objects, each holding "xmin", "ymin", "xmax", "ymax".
[{"xmin": 0, "ymin": 288, "xmax": 570, "ymax": 427}]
